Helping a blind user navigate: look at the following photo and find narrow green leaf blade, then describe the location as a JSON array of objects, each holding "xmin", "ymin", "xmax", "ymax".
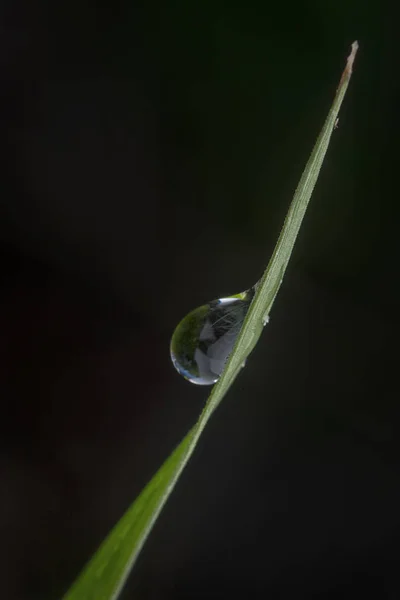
[
  {"xmin": 63, "ymin": 429, "xmax": 195, "ymax": 600},
  {"xmin": 63, "ymin": 41, "xmax": 358, "ymax": 600}
]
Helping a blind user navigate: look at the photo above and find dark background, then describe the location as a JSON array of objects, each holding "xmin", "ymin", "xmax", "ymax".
[{"xmin": 1, "ymin": 1, "xmax": 399, "ymax": 599}]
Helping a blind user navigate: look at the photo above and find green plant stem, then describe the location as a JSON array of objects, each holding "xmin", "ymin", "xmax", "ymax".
[{"xmin": 63, "ymin": 41, "xmax": 358, "ymax": 600}]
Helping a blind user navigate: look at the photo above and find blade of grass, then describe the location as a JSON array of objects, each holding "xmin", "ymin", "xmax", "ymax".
[{"xmin": 63, "ymin": 41, "xmax": 358, "ymax": 600}]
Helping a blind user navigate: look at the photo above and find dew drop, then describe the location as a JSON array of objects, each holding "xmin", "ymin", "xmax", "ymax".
[{"xmin": 170, "ymin": 288, "xmax": 255, "ymax": 385}]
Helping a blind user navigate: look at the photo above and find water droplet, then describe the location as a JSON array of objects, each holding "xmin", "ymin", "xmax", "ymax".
[{"xmin": 170, "ymin": 288, "xmax": 255, "ymax": 385}]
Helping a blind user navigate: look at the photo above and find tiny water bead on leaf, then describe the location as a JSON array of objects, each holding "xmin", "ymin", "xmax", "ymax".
[{"xmin": 170, "ymin": 288, "xmax": 256, "ymax": 385}]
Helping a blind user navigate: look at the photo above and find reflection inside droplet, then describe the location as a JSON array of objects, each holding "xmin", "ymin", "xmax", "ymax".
[{"xmin": 170, "ymin": 288, "xmax": 255, "ymax": 385}]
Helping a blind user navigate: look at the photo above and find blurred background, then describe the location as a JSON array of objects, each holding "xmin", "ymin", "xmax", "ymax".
[{"xmin": 1, "ymin": 1, "xmax": 399, "ymax": 598}]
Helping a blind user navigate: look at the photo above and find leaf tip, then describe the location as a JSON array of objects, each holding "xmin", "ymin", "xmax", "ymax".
[
  {"xmin": 337, "ymin": 40, "xmax": 359, "ymax": 91},
  {"xmin": 348, "ymin": 40, "xmax": 359, "ymax": 73}
]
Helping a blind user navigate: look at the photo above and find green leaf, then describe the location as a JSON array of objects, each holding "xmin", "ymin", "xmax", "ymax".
[{"xmin": 63, "ymin": 41, "xmax": 358, "ymax": 600}]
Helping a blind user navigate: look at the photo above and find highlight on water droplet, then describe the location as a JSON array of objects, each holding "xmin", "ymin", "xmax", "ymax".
[{"xmin": 170, "ymin": 288, "xmax": 255, "ymax": 385}]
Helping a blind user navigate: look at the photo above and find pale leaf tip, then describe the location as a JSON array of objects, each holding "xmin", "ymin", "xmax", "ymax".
[
  {"xmin": 338, "ymin": 40, "xmax": 359, "ymax": 90},
  {"xmin": 346, "ymin": 40, "xmax": 359, "ymax": 75},
  {"xmin": 347, "ymin": 40, "xmax": 358, "ymax": 67}
]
